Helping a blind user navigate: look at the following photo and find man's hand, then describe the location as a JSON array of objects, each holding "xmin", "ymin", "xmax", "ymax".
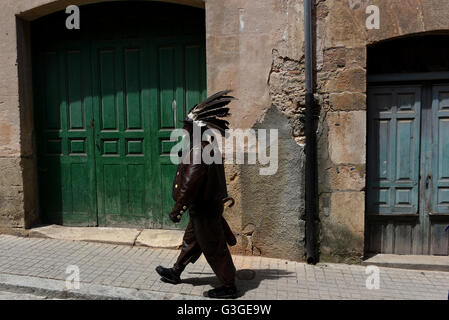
[{"xmin": 169, "ymin": 211, "xmax": 181, "ymax": 223}]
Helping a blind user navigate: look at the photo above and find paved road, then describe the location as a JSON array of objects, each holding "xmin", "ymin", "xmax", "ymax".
[{"xmin": 0, "ymin": 235, "xmax": 448, "ymax": 300}]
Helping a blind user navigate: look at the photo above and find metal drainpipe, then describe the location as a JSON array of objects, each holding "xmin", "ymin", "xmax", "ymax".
[{"xmin": 304, "ymin": 0, "xmax": 318, "ymax": 264}]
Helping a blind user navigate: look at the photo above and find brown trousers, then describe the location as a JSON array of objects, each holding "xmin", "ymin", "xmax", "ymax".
[{"xmin": 173, "ymin": 202, "xmax": 236, "ymax": 286}]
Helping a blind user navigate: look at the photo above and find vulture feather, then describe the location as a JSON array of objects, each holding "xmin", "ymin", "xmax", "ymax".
[{"xmin": 186, "ymin": 90, "xmax": 234, "ymax": 134}]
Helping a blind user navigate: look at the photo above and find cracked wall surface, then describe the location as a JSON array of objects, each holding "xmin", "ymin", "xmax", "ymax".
[{"xmin": 207, "ymin": 0, "xmax": 307, "ymax": 261}]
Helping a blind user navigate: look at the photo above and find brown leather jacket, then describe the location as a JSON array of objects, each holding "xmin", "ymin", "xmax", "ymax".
[{"xmin": 169, "ymin": 141, "xmax": 228, "ymax": 222}]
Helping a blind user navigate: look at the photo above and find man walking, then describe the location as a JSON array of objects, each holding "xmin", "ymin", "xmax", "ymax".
[{"xmin": 156, "ymin": 90, "xmax": 238, "ymax": 299}]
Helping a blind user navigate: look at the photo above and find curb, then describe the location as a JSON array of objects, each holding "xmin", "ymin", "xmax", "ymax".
[
  {"xmin": 0, "ymin": 273, "xmax": 204, "ymax": 300},
  {"xmin": 362, "ymin": 254, "xmax": 449, "ymax": 273}
]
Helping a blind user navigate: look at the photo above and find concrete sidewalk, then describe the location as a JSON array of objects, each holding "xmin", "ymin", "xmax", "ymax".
[{"xmin": 0, "ymin": 235, "xmax": 448, "ymax": 300}]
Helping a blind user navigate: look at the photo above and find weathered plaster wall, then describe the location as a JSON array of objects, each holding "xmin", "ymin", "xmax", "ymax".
[
  {"xmin": 206, "ymin": 0, "xmax": 305, "ymax": 130},
  {"xmin": 206, "ymin": 0, "xmax": 307, "ymax": 261},
  {"xmin": 240, "ymin": 107, "xmax": 305, "ymax": 260},
  {"xmin": 316, "ymin": 0, "xmax": 449, "ymax": 262}
]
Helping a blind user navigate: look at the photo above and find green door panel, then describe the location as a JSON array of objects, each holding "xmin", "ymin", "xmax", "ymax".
[
  {"xmin": 91, "ymin": 39, "xmax": 154, "ymax": 227},
  {"xmin": 32, "ymin": 3, "xmax": 206, "ymax": 228},
  {"xmin": 150, "ymin": 35, "xmax": 207, "ymax": 230},
  {"xmin": 34, "ymin": 41, "xmax": 97, "ymax": 226}
]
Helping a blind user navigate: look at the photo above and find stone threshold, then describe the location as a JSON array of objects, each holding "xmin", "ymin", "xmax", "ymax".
[
  {"xmin": 28, "ymin": 224, "xmax": 184, "ymax": 249},
  {"xmin": 363, "ymin": 254, "xmax": 449, "ymax": 272}
]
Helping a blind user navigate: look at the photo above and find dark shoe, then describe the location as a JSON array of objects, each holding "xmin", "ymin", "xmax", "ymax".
[
  {"xmin": 205, "ymin": 285, "xmax": 238, "ymax": 299},
  {"xmin": 155, "ymin": 266, "xmax": 181, "ymax": 284}
]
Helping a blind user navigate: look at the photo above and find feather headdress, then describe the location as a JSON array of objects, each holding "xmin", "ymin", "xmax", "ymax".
[{"xmin": 184, "ymin": 90, "xmax": 234, "ymax": 135}]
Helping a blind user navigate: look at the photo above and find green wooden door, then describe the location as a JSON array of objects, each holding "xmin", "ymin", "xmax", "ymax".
[
  {"xmin": 91, "ymin": 39, "xmax": 154, "ymax": 227},
  {"xmin": 32, "ymin": 2, "xmax": 206, "ymax": 229},
  {"xmin": 34, "ymin": 40, "xmax": 97, "ymax": 226},
  {"xmin": 149, "ymin": 36, "xmax": 207, "ymax": 229},
  {"xmin": 367, "ymin": 84, "xmax": 449, "ymax": 255}
]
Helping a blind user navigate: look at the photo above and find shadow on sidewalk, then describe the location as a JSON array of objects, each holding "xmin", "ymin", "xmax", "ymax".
[{"xmin": 181, "ymin": 269, "xmax": 296, "ymax": 297}]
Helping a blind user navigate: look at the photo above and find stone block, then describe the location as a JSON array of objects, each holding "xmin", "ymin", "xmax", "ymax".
[
  {"xmin": 323, "ymin": 47, "xmax": 346, "ymax": 72},
  {"xmin": 328, "ymin": 165, "xmax": 365, "ymax": 191},
  {"xmin": 329, "ymin": 92, "xmax": 366, "ymax": 111},
  {"xmin": 421, "ymin": 0, "xmax": 449, "ymax": 31},
  {"xmin": 0, "ymin": 185, "xmax": 25, "ymax": 228},
  {"xmin": 29, "ymin": 225, "xmax": 142, "ymax": 246},
  {"xmin": 327, "ymin": 111, "xmax": 366, "ymax": 165},
  {"xmin": 325, "ymin": 67, "xmax": 366, "ymax": 93},
  {"xmin": 325, "ymin": 0, "xmax": 366, "ymax": 48},
  {"xmin": 0, "ymin": 157, "xmax": 23, "ymax": 186},
  {"xmin": 345, "ymin": 47, "xmax": 366, "ymax": 68},
  {"xmin": 366, "ymin": 0, "xmax": 425, "ymax": 43},
  {"xmin": 330, "ymin": 191, "xmax": 365, "ymax": 236},
  {"xmin": 135, "ymin": 229, "xmax": 184, "ymax": 249}
]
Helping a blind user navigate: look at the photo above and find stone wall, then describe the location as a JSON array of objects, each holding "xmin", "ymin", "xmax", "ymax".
[
  {"xmin": 316, "ymin": 0, "xmax": 449, "ymax": 262},
  {"xmin": 0, "ymin": 3, "xmax": 26, "ymax": 229},
  {"xmin": 6, "ymin": 0, "xmax": 448, "ymax": 262}
]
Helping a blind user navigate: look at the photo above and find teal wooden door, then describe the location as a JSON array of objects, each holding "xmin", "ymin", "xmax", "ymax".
[
  {"xmin": 429, "ymin": 85, "xmax": 449, "ymax": 253},
  {"xmin": 367, "ymin": 84, "xmax": 449, "ymax": 255},
  {"xmin": 32, "ymin": 2, "xmax": 206, "ymax": 228}
]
